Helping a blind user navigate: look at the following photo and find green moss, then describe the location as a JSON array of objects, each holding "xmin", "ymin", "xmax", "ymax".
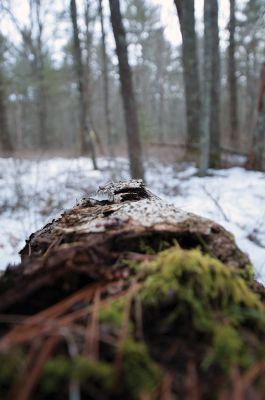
[
  {"xmin": 120, "ymin": 339, "xmax": 161, "ymax": 399},
  {"xmin": 203, "ymin": 325, "xmax": 247, "ymax": 371},
  {"xmin": 40, "ymin": 355, "xmax": 70, "ymax": 393},
  {"xmin": 73, "ymin": 357, "xmax": 114, "ymax": 389},
  {"xmin": 139, "ymin": 240, "xmax": 156, "ymax": 255},
  {"xmin": 121, "ymin": 258, "xmax": 141, "ymax": 272},
  {"xmin": 139, "ymin": 246, "xmax": 265, "ymax": 370},
  {"xmin": 141, "ymin": 247, "xmax": 261, "ymax": 312},
  {"xmin": 99, "ymin": 298, "xmax": 125, "ymax": 330},
  {"xmin": 41, "ymin": 356, "xmax": 114, "ymax": 394}
]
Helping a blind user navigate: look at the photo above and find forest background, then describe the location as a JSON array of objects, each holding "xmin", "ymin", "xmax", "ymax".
[{"xmin": 0, "ymin": 0, "xmax": 265, "ymax": 280}]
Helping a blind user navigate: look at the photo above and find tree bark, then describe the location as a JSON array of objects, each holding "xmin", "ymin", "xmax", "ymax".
[
  {"xmin": 228, "ymin": 0, "xmax": 239, "ymax": 145},
  {"xmin": 209, "ymin": 0, "xmax": 221, "ymax": 168},
  {"xmin": 109, "ymin": 0, "xmax": 144, "ymax": 179},
  {"xmin": 247, "ymin": 62, "xmax": 265, "ymax": 170},
  {"xmin": 0, "ymin": 64, "xmax": 13, "ymax": 154},
  {"xmin": 99, "ymin": 0, "xmax": 114, "ymax": 159},
  {"xmin": 199, "ymin": 0, "xmax": 211, "ymax": 175},
  {"xmin": 174, "ymin": 0, "xmax": 202, "ymax": 155},
  {"xmin": 70, "ymin": 0, "xmax": 98, "ymax": 169}
]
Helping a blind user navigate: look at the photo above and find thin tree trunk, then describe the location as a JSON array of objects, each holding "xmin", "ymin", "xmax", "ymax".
[
  {"xmin": 174, "ymin": 0, "xmax": 202, "ymax": 156},
  {"xmin": 158, "ymin": 77, "xmax": 165, "ymax": 142},
  {"xmin": 109, "ymin": 0, "xmax": 144, "ymax": 180},
  {"xmin": 84, "ymin": 0, "xmax": 94, "ymax": 123},
  {"xmin": 249, "ymin": 63, "xmax": 265, "ymax": 170},
  {"xmin": 36, "ymin": 70, "xmax": 48, "ymax": 149},
  {"xmin": 99, "ymin": 0, "xmax": 114, "ymax": 159},
  {"xmin": 209, "ymin": 0, "xmax": 221, "ymax": 168},
  {"xmin": 0, "ymin": 65, "xmax": 13, "ymax": 154},
  {"xmin": 33, "ymin": 0, "xmax": 48, "ymax": 150},
  {"xmin": 200, "ymin": 0, "xmax": 212, "ymax": 175},
  {"xmin": 70, "ymin": 0, "xmax": 97, "ymax": 169},
  {"xmin": 228, "ymin": 0, "xmax": 239, "ymax": 145}
]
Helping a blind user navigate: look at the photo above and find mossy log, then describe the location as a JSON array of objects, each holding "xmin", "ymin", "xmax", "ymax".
[{"xmin": 0, "ymin": 180, "xmax": 265, "ymax": 400}]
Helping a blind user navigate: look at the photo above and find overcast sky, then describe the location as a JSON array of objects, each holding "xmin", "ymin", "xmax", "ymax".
[
  {"xmin": 153, "ymin": 0, "xmax": 231, "ymax": 45},
  {"xmin": 1, "ymin": 0, "xmax": 239, "ymax": 54}
]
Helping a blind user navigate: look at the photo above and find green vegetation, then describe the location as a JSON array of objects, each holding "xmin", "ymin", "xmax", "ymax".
[{"xmin": 120, "ymin": 338, "xmax": 161, "ymax": 399}]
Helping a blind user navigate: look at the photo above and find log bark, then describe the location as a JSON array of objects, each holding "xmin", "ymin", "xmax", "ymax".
[{"xmin": 0, "ymin": 180, "xmax": 265, "ymax": 399}]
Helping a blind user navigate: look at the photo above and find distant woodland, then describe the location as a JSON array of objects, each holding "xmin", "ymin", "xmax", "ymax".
[{"xmin": 0, "ymin": 0, "xmax": 265, "ymax": 176}]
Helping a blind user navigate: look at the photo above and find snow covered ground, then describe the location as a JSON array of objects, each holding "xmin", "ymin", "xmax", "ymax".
[{"xmin": 0, "ymin": 157, "xmax": 265, "ymax": 284}]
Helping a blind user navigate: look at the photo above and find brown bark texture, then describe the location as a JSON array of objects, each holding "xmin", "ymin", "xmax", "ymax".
[
  {"xmin": 109, "ymin": 0, "xmax": 144, "ymax": 179},
  {"xmin": 1, "ymin": 180, "xmax": 265, "ymax": 399}
]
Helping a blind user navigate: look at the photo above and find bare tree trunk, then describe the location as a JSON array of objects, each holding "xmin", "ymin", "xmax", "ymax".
[
  {"xmin": 209, "ymin": 0, "xmax": 221, "ymax": 168},
  {"xmin": 70, "ymin": 0, "xmax": 97, "ymax": 169},
  {"xmin": 29, "ymin": 0, "xmax": 48, "ymax": 150},
  {"xmin": 245, "ymin": 44, "xmax": 258, "ymax": 139},
  {"xmin": 99, "ymin": 0, "xmax": 114, "ymax": 159},
  {"xmin": 248, "ymin": 63, "xmax": 265, "ymax": 170},
  {"xmin": 109, "ymin": 0, "xmax": 144, "ymax": 180},
  {"xmin": 0, "ymin": 65, "xmax": 13, "ymax": 154},
  {"xmin": 228, "ymin": 0, "xmax": 239, "ymax": 146},
  {"xmin": 158, "ymin": 77, "xmax": 165, "ymax": 142},
  {"xmin": 200, "ymin": 0, "xmax": 211, "ymax": 175},
  {"xmin": 174, "ymin": 0, "xmax": 202, "ymax": 156}
]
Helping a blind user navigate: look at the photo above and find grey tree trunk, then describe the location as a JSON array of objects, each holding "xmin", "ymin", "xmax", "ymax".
[
  {"xmin": 174, "ymin": 0, "xmax": 202, "ymax": 156},
  {"xmin": 99, "ymin": 0, "xmax": 114, "ymax": 159},
  {"xmin": 209, "ymin": 0, "xmax": 221, "ymax": 168},
  {"xmin": 250, "ymin": 63, "xmax": 265, "ymax": 170},
  {"xmin": 200, "ymin": 0, "xmax": 211, "ymax": 175},
  {"xmin": 70, "ymin": 0, "xmax": 98, "ymax": 169},
  {"xmin": 84, "ymin": 0, "xmax": 93, "ymax": 122},
  {"xmin": 0, "ymin": 65, "xmax": 13, "ymax": 154},
  {"xmin": 228, "ymin": 0, "xmax": 239, "ymax": 145},
  {"xmin": 109, "ymin": 0, "xmax": 144, "ymax": 180}
]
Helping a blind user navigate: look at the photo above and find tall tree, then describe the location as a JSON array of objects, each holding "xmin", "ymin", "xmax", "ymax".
[
  {"xmin": 200, "ymin": 0, "xmax": 211, "ymax": 175},
  {"xmin": 99, "ymin": 0, "xmax": 114, "ymax": 158},
  {"xmin": 2, "ymin": 0, "xmax": 49, "ymax": 149},
  {"xmin": 209, "ymin": 0, "xmax": 221, "ymax": 168},
  {"xmin": 0, "ymin": 39, "xmax": 13, "ymax": 154},
  {"xmin": 200, "ymin": 0, "xmax": 221, "ymax": 174},
  {"xmin": 248, "ymin": 62, "xmax": 265, "ymax": 170},
  {"xmin": 109, "ymin": 0, "xmax": 144, "ymax": 179},
  {"xmin": 174, "ymin": 0, "xmax": 202, "ymax": 155},
  {"xmin": 70, "ymin": 0, "xmax": 97, "ymax": 168},
  {"xmin": 228, "ymin": 0, "xmax": 239, "ymax": 145}
]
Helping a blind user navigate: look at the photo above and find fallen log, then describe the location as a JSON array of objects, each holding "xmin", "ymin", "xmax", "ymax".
[{"xmin": 0, "ymin": 180, "xmax": 265, "ymax": 400}]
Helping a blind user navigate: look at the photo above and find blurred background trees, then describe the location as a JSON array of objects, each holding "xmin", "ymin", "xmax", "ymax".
[{"xmin": 0, "ymin": 0, "xmax": 264, "ymax": 174}]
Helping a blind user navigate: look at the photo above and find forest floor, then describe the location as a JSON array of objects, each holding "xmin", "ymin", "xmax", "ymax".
[{"xmin": 0, "ymin": 156, "xmax": 265, "ymax": 284}]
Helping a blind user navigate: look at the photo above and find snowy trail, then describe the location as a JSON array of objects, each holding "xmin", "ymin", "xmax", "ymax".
[{"xmin": 0, "ymin": 157, "xmax": 265, "ymax": 284}]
